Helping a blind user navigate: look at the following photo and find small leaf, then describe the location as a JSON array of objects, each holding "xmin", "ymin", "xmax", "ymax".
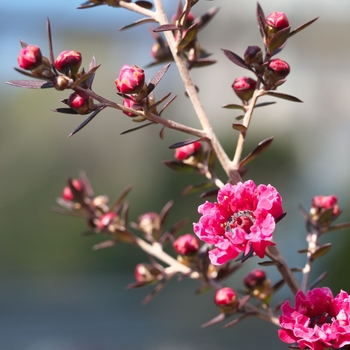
[
  {"xmin": 147, "ymin": 63, "xmax": 171, "ymax": 94},
  {"xmin": 271, "ymin": 279, "xmax": 285, "ymax": 294},
  {"xmin": 221, "ymin": 49, "xmax": 253, "ymax": 71},
  {"xmin": 221, "ymin": 104, "xmax": 245, "ymax": 111},
  {"xmin": 71, "ymin": 65, "xmax": 101, "ymax": 88},
  {"xmin": 268, "ymin": 27, "xmax": 291, "ymax": 54},
  {"xmin": 195, "ymin": 6, "xmax": 220, "ymax": 31},
  {"xmin": 311, "ymin": 243, "xmax": 332, "ymax": 260},
  {"xmin": 159, "ymin": 95, "xmax": 177, "ymax": 116},
  {"xmin": 51, "ymin": 108, "xmax": 78, "ymax": 114},
  {"xmin": 135, "ymin": 1, "xmax": 153, "ymax": 9},
  {"xmin": 163, "ymin": 160, "xmax": 199, "ymax": 173},
  {"xmin": 142, "ymin": 274, "xmax": 174, "ymax": 305},
  {"xmin": 200, "ymin": 189, "xmax": 218, "ymax": 198},
  {"xmin": 177, "ymin": 23, "xmax": 198, "ymax": 53},
  {"xmin": 256, "ymin": 2, "xmax": 266, "ymax": 39},
  {"xmin": 92, "ymin": 240, "xmax": 116, "ymax": 251},
  {"xmin": 182, "ymin": 182, "xmax": 212, "ymax": 196},
  {"xmin": 6, "ymin": 79, "xmax": 53, "ymax": 89},
  {"xmin": 239, "ymin": 137, "xmax": 274, "ymax": 168},
  {"xmin": 47, "ymin": 18, "xmax": 55, "ymax": 67},
  {"xmin": 308, "ymin": 271, "xmax": 328, "ymax": 290},
  {"xmin": 326, "ymin": 222, "xmax": 350, "ymax": 233},
  {"xmin": 169, "ymin": 138, "xmax": 202, "ymax": 149},
  {"xmin": 255, "ymin": 101, "xmax": 276, "ymax": 109},
  {"xmin": 120, "ymin": 122, "xmax": 154, "ymax": 135},
  {"xmin": 298, "ymin": 248, "xmax": 309, "ymax": 254},
  {"xmin": 148, "ymin": 92, "xmax": 171, "ymax": 113},
  {"xmin": 189, "ymin": 59, "xmax": 217, "ymax": 68},
  {"xmin": 264, "ymin": 91, "xmax": 303, "ymax": 103},
  {"xmin": 159, "ymin": 200, "xmax": 174, "ymax": 226},
  {"xmin": 20, "ymin": 39, "xmax": 28, "ymax": 48},
  {"xmin": 258, "ymin": 260, "xmax": 278, "ymax": 266},
  {"xmin": 195, "ymin": 284, "xmax": 212, "ymax": 295},
  {"xmin": 110, "ymin": 184, "xmax": 133, "ymax": 212},
  {"xmin": 224, "ymin": 314, "xmax": 251, "ymax": 329},
  {"xmin": 232, "ymin": 124, "xmax": 247, "ymax": 133},
  {"xmin": 235, "ymin": 115, "xmax": 244, "ymax": 121},
  {"xmin": 153, "ymin": 24, "xmax": 179, "ymax": 32},
  {"xmin": 77, "ymin": 1, "xmax": 103, "ymax": 9},
  {"xmin": 201, "ymin": 313, "xmax": 226, "ymax": 328},
  {"xmin": 119, "ymin": 17, "xmax": 155, "ymax": 31},
  {"xmin": 289, "ymin": 17, "xmax": 319, "ymax": 38}
]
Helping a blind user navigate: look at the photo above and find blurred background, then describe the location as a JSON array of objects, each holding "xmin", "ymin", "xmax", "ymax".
[{"xmin": 1, "ymin": 0, "xmax": 350, "ymax": 349}]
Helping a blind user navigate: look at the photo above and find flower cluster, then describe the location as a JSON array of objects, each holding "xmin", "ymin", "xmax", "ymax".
[{"xmin": 194, "ymin": 180, "xmax": 283, "ymax": 265}]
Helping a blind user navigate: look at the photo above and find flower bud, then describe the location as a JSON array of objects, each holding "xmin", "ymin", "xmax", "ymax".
[
  {"xmin": 54, "ymin": 75, "xmax": 73, "ymax": 91},
  {"xmin": 137, "ymin": 212, "xmax": 161, "ymax": 239},
  {"xmin": 150, "ymin": 42, "xmax": 172, "ymax": 62},
  {"xmin": 214, "ymin": 287, "xmax": 238, "ymax": 313},
  {"xmin": 68, "ymin": 91, "xmax": 92, "ymax": 114},
  {"xmin": 17, "ymin": 45, "xmax": 43, "ymax": 71},
  {"xmin": 244, "ymin": 269, "xmax": 271, "ymax": 300},
  {"xmin": 265, "ymin": 12, "xmax": 289, "ymax": 38},
  {"xmin": 122, "ymin": 98, "xmax": 138, "ymax": 117},
  {"xmin": 264, "ymin": 59, "xmax": 290, "ymax": 88},
  {"xmin": 96, "ymin": 212, "xmax": 119, "ymax": 231},
  {"xmin": 54, "ymin": 50, "xmax": 82, "ymax": 75},
  {"xmin": 62, "ymin": 179, "xmax": 84, "ymax": 201},
  {"xmin": 115, "ymin": 65, "xmax": 145, "ymax": 94},
  {"xmin": 232, "ymin": 77, "xmax": 257, "ymax": 102},
  {"xmin": 310, "ymin": 195, "xmax": 341, "ymax": 226},
  {"xmin": 244, "ymin": 46, "xmax": 263, "ymax": 69},
  {"xmin": 173, "ymin": 234, "xmax": 199, "ymax": 256},
  {"xmin": 134, "ymin": 263, "xmax": 162, "ymax": 283},
  {"xmin": 174, "ymin": 141, "xmax": 202, "ymax": 160}
]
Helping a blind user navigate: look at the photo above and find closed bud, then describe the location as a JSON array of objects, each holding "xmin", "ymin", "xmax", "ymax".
[
  {"xmin": 62, "ymin": 179, "xmax": 84, "ymax": 201},
  {"xmin": 173, "ymin": 234, "xmax": 199, "ymax": 256},
  {"xmin": 244, "ymin": 45, "xmax": 263, "ymax": 69},
  {"xmin": 232, "ymin": 77, "xmax": 257, "ymax": 102},
  {"xmin": 54, "ymin": 75, "xmax": 73, "ymax": 91},
  {"xmin": 17, "ymin": 45, "xmax": 43, "ymax": 71},
  {"xmin": 68, "ymin": 91, "xmax": 92, "ymax": 114},
  {"xmin": 134, "ymin": 263, "xmax": 162, "ymax": 283},
  {"xmin": 55, "ymin": 50, "xmax": 82, "ymax": 75},
  {"xmin": 264, "ymin": 59, "xmax": 290, "ymax": 88},
  {"xmin": 214, "ymin": 287, "xmax": 238, "ymax": 314},
  {"xmin": 122, "ymin": 98, "xmax": 138, "ymax": 117},
  {"xmin": 96, "ymin": 212, "xmax": 119, "ymax": 231},
  {"xmin": 115, "ymin": 64, "xmax": 145, "ymax": 94},
  {"xmin": 244, "ymin": 269, "xmax": 271, "ymax": 300},
  {"xmin": 175, "ymin": 141, "xmax": 202, "ymax": 160},
  {"xmin": 151, "ymin": 42, "xmax": 172, "ymax": 62},
  {"xmin": 137, "ymin": 212, "xmax": 161, "ymax": 239},
  {"xmin": 310, "ymin": 195, "xmax": 341, "ymax": 226},
  {"xmin": 265, "ymin": 12, "xmax": 290, "ymax": 38}
]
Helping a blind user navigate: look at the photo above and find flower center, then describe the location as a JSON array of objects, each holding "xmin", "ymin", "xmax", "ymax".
[
  {"xmin": 225, "ymin": 210, "xmax": 255, "ymax": 234},
  {"xmin": 309, "ymin": 312, "xmax": 333, "ymax": 328}
]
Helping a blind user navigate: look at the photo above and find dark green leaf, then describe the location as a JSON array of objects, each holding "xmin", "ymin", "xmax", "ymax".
[
  {"xmin": 51, "ymin": 108, "xmax": 78, "ymax": 114},
  {"xmin": 135, "ymin": 1, "xmax": 153, "ymax": 9},
  {"xmin": 255, "ymin": 101, "xmax": 276, "ymax": 108},
  {"xmin": 200, "ymin": 189, "xmax": 218, "ymax": 198},
  {"xmin": 311, "ymin": 243, "xmax": 332, "ymax": 260}
]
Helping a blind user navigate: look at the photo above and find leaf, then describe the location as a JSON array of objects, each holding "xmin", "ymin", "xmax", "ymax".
[
  {"xmin": 232, "ymin": 124, "xmax": 247, "ymax": 133},
  {"xmin": 200, "ymin": 189, "xmax": 218, "ymax": 198},
  {"xmin": 255, "ymin": 101, "xmax": 276, "ymax": 109},
  {"xmin": 163, "ymin": 160, "xmax": 199, "ymax": 173},
  {"xmin": 119, "ymin": 17, "xmax": 156, "ymax": 31},
  {"xmin": 110, "ymin": 184, "xmax": 133, "ymax": 212},
  {"xmin": 326, "ymin": 222, "xmax": 350, "ymax": 233},
  {"xmin": 71, "ymin": 64, "xmax": 101, "ymax": 88},
  {"xmin": 235, "ymin": 115, "xmax": 244, "ymax": 121},
  {"xmin": 77, "ymin": 1, "xmax": 103, "ymax": 9},
  {"xmin": 6, "ymin": 80, "xmax": 54, "ymax": 89},
  {"xmin": 221, "ymin": 104, "xmax": 245, "ymax": 111},
  {"xmin": 189, "ymin": 59, "xmax": 217, "ymax": 68},
  {"xmin": 135, "ymin": 1, "xmax": 153, "ymax": 9},
  {"xmin": 68, "ymin": 106, "xmax": 105, "ymax": 137},
  {"xmin": 258, "ymin": 260, "xmax": 278, "ymax": 266},
  {"xmin": 268, "ymin": 27, "xmax": 291, "ymax": 54},
  {"xmin": 195, "ymin": 284, "xmax": 212, "ymax": 295},
  {"xmin": 311, "ymin": 243, "xmax": 332, "ymax": 260},
  {"xmin": 159, "ymin": 200, "xmax": 174, "ymax": 227},
  {"xmin": 239, "ymin": 137, "xmax": 274, "ymax": 168},
  {"xmin": 51, "ymin": 108, "xmax": 78, "ymax": 114},
  {"xmin": 159, "ymin": 95, "xmax": 177, "ymax": 116},
  {"xmin": 195, "ymin": 6, "xmax": 220, "ymax": 31},
  {"xmin": 289, "ymin": 17, "xmax": 319, "ymax": 38},
  {"xmin": 148, "ymin": 92, "xmax": 172, "ymax": 113},
  {"xmin": 264, "ymin": 91, "xmax": 303, "ymax": 103},
  {"xmin": 20, "ymin": 39, "xmax": 28, "ymax": 48},
  {"xmin": 224, "ymin": 314, "xmax": 251, "ymax": 329},
  {"xmin": 169, "ymin": 138, "xmax": 202, "ymax": 149},
  {"xmin": 142, "ymin": 274, "xmax": 174, "ymax": 305},
  {"xmin": 256, "ymin": 2, "xmax": 266, "ymax": 39},
  {"xmin": 153, "ymin": 24, "xmax": 179, "ymax": 32},
  {"xmin": 221, "ymin": 49, "xmax": 253, "ymax": 71},
  {"xmin": 201, "ymin": 313, "xmax": 226, "ymax": 328},
  {"xmin": 46, "ymin": 18, "xmax": 55, "ymax": 68},
  {"xmin": 177, "ymin": 23, "xmax": 198, "ymax": 53},
  {"xmin": 182, "ymin": 182, "xmax": 212, "ymax": 196},
  {"xmin": 147, "ymin": 63, "xmax": 171, "ymax": 95},
  {"xmin": 92, "ymin": 240, "xmax": 116, "ymax": 251},
  {"xmin": 308, "ymin": 271, "xmax": 328, "ymax": 290},
  {"xmin": 120, "ymin": 122, "xmax": 154, "ymax": 135}
]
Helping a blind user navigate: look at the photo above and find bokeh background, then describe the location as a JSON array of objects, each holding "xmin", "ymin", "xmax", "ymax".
[{"xmin": 1, "ymin": 1, "xmax": 350, "ymax": 349}]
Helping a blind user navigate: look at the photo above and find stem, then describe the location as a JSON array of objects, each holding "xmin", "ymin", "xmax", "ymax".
[{"xmin": 266, "ymin": 245, "xmax": 300, "ymax": 295}]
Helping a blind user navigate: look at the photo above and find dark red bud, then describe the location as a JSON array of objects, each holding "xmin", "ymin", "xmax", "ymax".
[
  {"xmin": 310, "ymin": 195, "xmax": 341, "ymax": 224},
  {"xmin": 266, "ymin": 12, "xmax": 289, "ymax": 33},
  {"xmin": 122, "ymin": 98, "xmax": 138, "ymax": 117},
  {"xmin": 264, "ymin": 59, "xmax": 290, "ymax": 88},
  {"xmin": 97, "ymin": 212, "xmax": 118, "ymax": 231},
  {"xmin": 17, "ymin": 45, "xmax": 43, "ymax": 70},
  {"xmin": 173, "ymin": 234, "xmax": 199, "ymax": 255},
  {"xmin": 244, "ymin": 269, "xmax": 267, "ymax": 289},
  {"xmin": 134, "ymin": 263, "xmax": 161, "ymax": 283},
  {"xmin": 244, "ymin": 46, "xmax": 263, "ymax": 68},
  {"xmin": 115, "ymin": 65, "xmax": 145, "ymax": 94},
  {"xmin": 232, "ymin": 77, "xmax": 257, "ymax": 102},
  {"xmin": 174, "ymin": 142, "xmax": 202, "ymax": 160},
  {"xmin": 68, "ymin": 91, "xmax": 91, "ymax": 114},
  {"xmin": 54, "ymin": 50, "xmax": 82, "ymax": 74},
  {"xmin": 214, "ymin": 287, "xmax": 238, "ymax": 313},
  {"xmin": 62, "ymin": 179, "xmax": 83, "ymax": 201}
]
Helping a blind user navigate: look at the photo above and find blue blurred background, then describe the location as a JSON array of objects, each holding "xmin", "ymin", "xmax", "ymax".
[{"xmin": 1, "ymin": 1, "xmax": 350, "ymax": 349}]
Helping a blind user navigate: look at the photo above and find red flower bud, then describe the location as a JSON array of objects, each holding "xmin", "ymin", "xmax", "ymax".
[
  {"xmin": 62, "ymin": 179, "xmax": 84, "ymax": 201},
  {"xmin": 68, "ymin": 91, "xmax": 91, "ymax": 115},
  {"xmin": 122, "ymin": 98, "xmax": 138, "ymax": 117},
  {"xmin": 244, "ymin": 269, "xmax": 267, "ymax": 289},
  {"xmin": 214, "ymin": 287, "xmax": 238, "ymax": 313},
  {"xmin": 115, "ymin": 65, "xmax": 145, "ymax": 94},
  {"xmin": 54, "ymin": 50, "xmax": 82, "ymax": 74},
  {"xmin": 310, "ymin": 195, "xmax": 341, "ymax": 225},
  {"xmin": 174, "ymin": 141, "xmax": 202, "ymax": 160},
  {"xmin": 264, "ymin": 59, "xmax": 290, "ymax": 88},
  {"xmin": 173, "ymin": 234, "xmax": 199, "ymax": 256},
  {"xmin": 17, "ymin": 45, "xmax": 43, "ymax": 70},
  {"xmin": 97, "ymin": 212, "xmax": 118, "ymax": 231},
  {"xmin": 232, "ymin": 77, "xmax": 257, "ymax": 102},
  {"xmin": 134, "ymin": 263, "xmax": 162, "ymax": 283},
  {"xmin": 244, "ymin": 46, "xmax": 263, "ymax": 68},
  {"xmin": 266, "ymin": 12, "xmax": 289, "ymax": 35}
]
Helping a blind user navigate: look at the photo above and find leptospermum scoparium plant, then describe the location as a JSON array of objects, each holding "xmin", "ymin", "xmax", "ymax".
[{"xmin": 6, "ymin": 1, "xmax": 350, "ymax": 349}]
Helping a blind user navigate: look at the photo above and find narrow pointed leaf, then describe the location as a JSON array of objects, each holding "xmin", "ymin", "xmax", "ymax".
[
  {"xmin": 271, "ymin": 279, "xmax": 285, "ymax": 294},
  {"xmin": 258, "ymin": 260, "xmax": 278, "ymax": 266},
  {"xmin": 92, "ymin": 240, "xmax": 116, "ymax": 251},
  {"xmin": 298, "ymin": 248, "xmax": 309, "ymax": 254},
  {"xmin": 190, "ymin": 59, "xmax": 217, "ymax": 68},
  {"xmin": 195, "ymin": 6, "xmax": 220, "ymax": 31},
  {"xmin": 264, "ymin": 91, "xmax": 303, "ymax": 103},
  {"xmin": 20, "ymin": 39, "xmax": 28, "ymax": 48},
  {"xmin": 159, "ymin": 200, "xmax": 174, "ymax": 226},
  {"xmin": 6, "ymin": 79, "xmax": 53, "ymax": 89},
  {"xmin": 268, "ymin": 27, "xmax": 291, "ymax": 54},
  {"xmin": 51, "ymin": 108, "xmax": 78, "ymax": 114},
  {"xmin": 147, "ymin": 63, "xmax": 171, "ymax": 95},
  {"xmin": 159, "ymin": 126, "xmax": 165, "ymax": 140},
  {"xmin": 326, "ymin": 222, "xmax": 350, "ymax": 233},
  {"xmin": 119, "ymin": 17, "xmax": 155, "ymax": 31},
  {"xmin": 256, "ymin": 2, "xmax": 266, "ymax": 39},
  {"xmin": 255, "ymin": 101, "xmax": 276, "ymax": 108},
  {"xmin": 224, "ymin": 314, "xmax": 252, "ymax": 329},
  {"xmin": 71, "ymin": 65, "xmax": 101, "ymax": 88},
  {"xmin": 308, "ymin": 271, "xmax": 328, "ymax": 290},
  {"xmin": 142, "ymin": 274, "xmax": 174, "ymax": 305},
  {"xmin": 240, "ymin": 137, "xmax": 274, "ymax": 168},
  {"xmin": 135, "ymin": 1, "xmax": 153, "ymax": 9},
  {"xmin": 153, "ymin": 24, "xmax": 179, "ymax": 32},
  {"xmin": 159, "ymin": 95, "xmax": 177, "ymax": 116},
  {"xmin": 120, "ymin": 122, "xmax": 154, "ymax": 135},
  {"xmin": 222, "ymin": 104, "xmax": 245, "ymax": 110},
  {"xmin": 289, "ymin": 17, "xmax": 319, "ymax": 38},
  {"xmin": 163, "ymin": 160, "xmax": 199, "ymax": 173},
  {"xmin": 68, "ymin": 106, "xmax": 105, "ymax": 137},
  {"xmin": 200, "ymin": 189, "xmax": 218, "ymax": 198},
  {"xmin": 221, "ymin": 49, "xmax": 252, "ymax": 71},
  {"xmin": 201, "ymin": 313, "xmax": 226, "ymax": 328},
  {"xmin": 77, "ymin": 1, "xmax": 103, "ymax": 9},
  {"xmin": 169, "ymin": 138, "xmax": 202, "ymax": 149},
  {"xmin": 235, "ymin": 115, "xmax": 244, "ymax": 120},
  {"xmin": 311, "ymin": 243, "xmax": 332, "ymax": 260},
  {"xmin": 46, "ymin": 18, "xmax": 55, "ymax": 67},
  {"xmin": 109, "ymin": 185, "xmax": 133, "ymax": 212},
  {"xmin": 13, "ymin": 67, "xmax": 50, "ymax": 80},
  {"xmin": 177, "ymin": 23, "xmax": 198, "ymax": 53},
  {"xmin": 182, "ymin": 182, "xmax": 212, "ymax": 196},
  {"xmin": 232, "ymin": 124, "xmax": 247, "ymax": 133},
  {"xmin": 148, "ymin": 92, "xmax": 171, "ymax": 113}
]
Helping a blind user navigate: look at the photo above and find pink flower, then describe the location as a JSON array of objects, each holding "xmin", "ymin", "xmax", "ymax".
[
  {"xmin": 279, "ymin": 288, "xmax": 350, "ymax": 350},
  {"xmin": 193, "ymin": 180, "xmax": 283, "ymax": 265}
]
